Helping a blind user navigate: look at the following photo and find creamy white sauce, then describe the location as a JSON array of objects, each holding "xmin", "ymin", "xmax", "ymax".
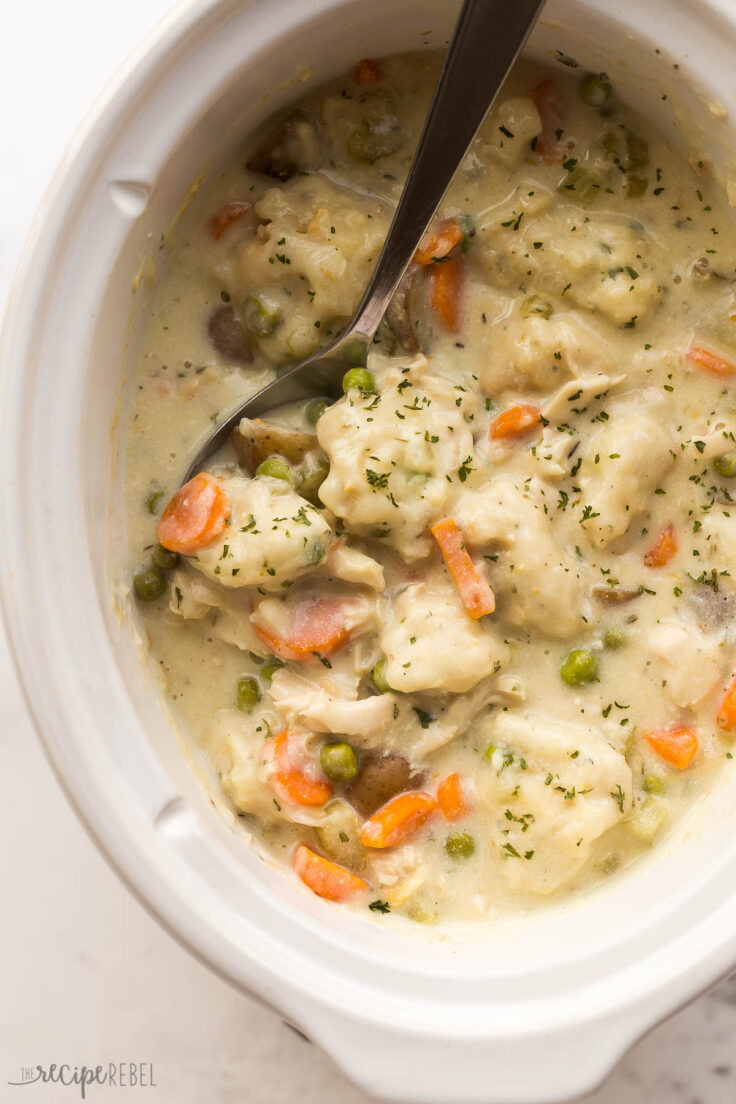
[{"xmin": 124, "ymin": 53, "xmax": 736, "ymax": 925}]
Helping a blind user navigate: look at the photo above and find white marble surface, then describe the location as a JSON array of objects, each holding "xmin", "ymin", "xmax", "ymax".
[{"xmin": 2, "ymin": 2, "xmax": 736, "ymax": 1101}]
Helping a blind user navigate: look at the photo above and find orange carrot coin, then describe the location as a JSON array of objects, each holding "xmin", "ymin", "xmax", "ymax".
[
  {"xmin": 431, "ymin": 518, "xmax": 495, "ymax": 619},
  {"xmin": 354, "ymin": 58, "xmax": 381, "ymax": 84},
  {"xmin": 361, "ymin": 791, "xmax": 438, "ymax": 849},
  {"xmin": 531, "ymin": 79, "xmax": 563, "ymax": 162},
  {"xmin": 156, "ymin": 473, "xmax": 230, "ymax": 555},
  {"xmin": 490, "ymin": 403, "xmax": 541, "ymax": 440},
  {"xmin": 207, "ymin": 200, "xmax": 253, "ymax": 241},
  {"xmin": 265, "ymin": 731, "xmax": 333, "ymax": 807},
  {"xmin": 643, "ymin": 524, "xmax": 678, "ymax": 568},
  {"xmin": 645, "ymin": 726, "xmax": 698, "ymax": 770},
  {"xmin": 437, "ymin": 773, "xmax": 468, "ymax": 820},
  {"xmin": 686, "ymin": 343, "xmax": 736, "ymax": 377},
  {"xmin": 253, "ymin": 597, "xmax": 350, "ymax": 661},
  {"xmin": 292, "ymin": 845, "xmax": 368, "ymax": 902},
  {"xmin": 414, "ymin": 218, "xmax": 464, "ymax": 266},
  {"xmin": 429, "ymin": 256, "xmax": 463, "ymax": 333}
]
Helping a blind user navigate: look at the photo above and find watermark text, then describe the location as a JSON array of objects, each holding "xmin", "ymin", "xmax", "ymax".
[{"xmin": 8, "ymin": 1062, "xmax": 156, "ymax": 1098}]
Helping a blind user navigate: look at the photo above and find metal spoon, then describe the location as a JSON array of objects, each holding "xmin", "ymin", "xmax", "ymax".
[{"xmin": 185, "ymin": 0, "xmax": 545, "ymax": 479}]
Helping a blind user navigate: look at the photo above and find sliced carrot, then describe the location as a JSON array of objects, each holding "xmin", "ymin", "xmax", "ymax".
[
  {"xmin": 717, "ymin": 673, "xmax": 736, "ymax": 730},
  {"xmin": 292, "ymin": 844, "xmax": 368, "ymax": 902},
  {"xmin": 354, "ymin": 57, "xmax": 381, "ymax": 84},
  {"xmin": 253, "ymin": 597, "xmax": 350, "ymax": 661},
  {"xmin": 414, "ymin": 218, "xmax": 464, "ymax": 266},
  {"xmin": 531, "ymin": 79, "xmax": 563, "ymax": 162},
  {"xmin": 431, "ymin": 518, "xmax": 495, "ymax": 619},
  {"xmin": 643, "ymin": 524, "xmax": 678, "ymax": 568},
  {"xmin": 157, "ymin": 473, "xmax": 231, "ymax": 555},
  {"xmin": 265, "ymin": 731, "xmax": 333, "ymax": 807},
  {"xmin": 645, "ymin": 726, "xmax": 698, "ymax": 770},
  {"xmin": 207, "ymin": 200, "xmax": 253, "ymax": 241},
  {"xmin": 429, "ymin": 255, "xmax": 463, "ymax": 333},
  {"xmin": 437, "ymin": 773, "xmax": 468, "ymax": 820},
  {"xmin": 361, "ymin": 791, "xmax": 438, "ymax": 849},
  {"xmin": 686, "ymin": 343, "xmax": 736, "ymax": 377},
  {"xmin": 490, "ymin": 403, "xmax": 541, "ymax": 441}
]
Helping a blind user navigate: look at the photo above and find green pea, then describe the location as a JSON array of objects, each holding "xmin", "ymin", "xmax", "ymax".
[
  {"xmin": 133, "ymin": 568, "xmax": 167, "ymax": 602},
  {"xmin": 560, "ymin": 647, "xmax": 598, "ymax": 686},
  {"xmin": 714, "ymin": 451, "xmax": 736, "ymax": 478},
  {"xmin": 261, "ymin": 658, "xmax": 285, "ymax": 684},
  {"xmin": 371, "ymin": 658, "xmax": 391, "ymax": 693},
  {"xmin": 151, "ymin": 543, "xmax": 179, "ymax": 571},
  {"xmin": 297, "ymin": 459, "xmax": 329, "ymax": 506},
  {"xmin": 445, "ymin": 832, "xmax": 475, "ymax": 859},
  {"xmin": 521, "ymin": 294, "xmax": 553, "ymax": 319},
  {"xmin": 243, "ymin": 291, "xmax": 282, "ymax": 337},
  {"xmin": 342, "ymin": 367, "xmax": 375, "ymax": 394},
  {"xmin": 603, "ymin": 628, "xmax": 627, "ymax": 650},
  {"xmin": 306, "ymin": 398, "xmax": 328, "ymax": 425},
  {"xmin": 625, "ymin": 174, "xmax": 649, "ymax": 198},
  {"xmin": 320, "ymin": 741, "xmax": 358, "ymax": 783},
  {"xmin": 237, "ymin": 675, "xmax": 261, "ymax": 711},
  {"xmin": 145, "ymin": 488, "xmax": 164, "ymax": 515},
  {"xmin": 256, "ymin": 455, "xmax": 294, "ymax": 482},
  {"xmin": 579, "ymin": 73, "xmax": 611, "ymax": 108},
  {"xmin": 643, "ymin": 774, "xmax": 666, "ymax": 795}
]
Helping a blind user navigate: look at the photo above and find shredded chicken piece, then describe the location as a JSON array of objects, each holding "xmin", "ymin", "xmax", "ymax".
[{"xmin": 270, "ymin": 667, "xmax": 399, "ymax": 741}]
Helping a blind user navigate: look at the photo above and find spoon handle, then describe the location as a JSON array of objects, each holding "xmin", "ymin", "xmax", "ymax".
[
  {"xmin": 348, "ymin": 0, "xmax": 546, "ymax": 340},
  {"xmin": 183, "ymin": 0, "xmax": 545, "ymax": 478}
]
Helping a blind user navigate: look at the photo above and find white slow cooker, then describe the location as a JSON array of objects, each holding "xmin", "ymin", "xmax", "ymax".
[{"xmin": 4, "ymin": 1, "xmax": 736, "ymax": 1100}]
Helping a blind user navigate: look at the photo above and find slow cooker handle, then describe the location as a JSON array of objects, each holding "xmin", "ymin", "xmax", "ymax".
[{"xmin": 297, "ymin": 1003, "xmax": 643, "ymax": 1103}]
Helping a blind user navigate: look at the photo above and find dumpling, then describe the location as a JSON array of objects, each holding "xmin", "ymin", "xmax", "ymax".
[
  {"xmin": 579, "ymin": 391, "xmax": 676, "ymax": 547},
  {"xmin": 317, "ymin": 354, "xmax": 475, "ymax": 559}
]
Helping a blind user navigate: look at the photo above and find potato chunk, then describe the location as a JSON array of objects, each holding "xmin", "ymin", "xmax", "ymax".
[
  {"xmin": 483, "ymin": 97, "xmax": 542, "ymax": 166},
  {"xmin": 232, "ymin": 418, "xmax": 321, "ymax": 474}
]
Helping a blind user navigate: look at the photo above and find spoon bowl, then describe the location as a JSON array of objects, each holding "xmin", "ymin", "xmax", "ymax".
[{"xmin": 185, "ymin": 0, "xmax": 545, "ymax": 480}]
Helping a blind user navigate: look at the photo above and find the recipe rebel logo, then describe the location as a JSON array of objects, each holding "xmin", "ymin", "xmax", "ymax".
[{"xmin": 7, "ymin": 1062, "xmax": 157, "ymax": 1098}]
